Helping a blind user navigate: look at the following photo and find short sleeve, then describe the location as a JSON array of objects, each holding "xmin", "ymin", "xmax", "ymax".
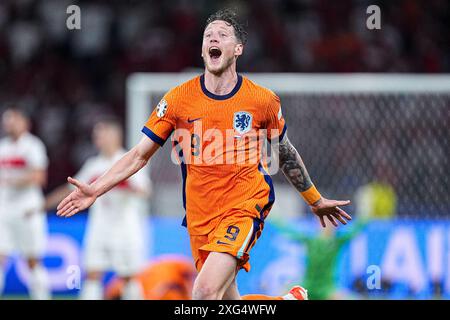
[
  {"xmin": 142, "ymin": 90, "xmax": 178, "ymax": 146},
  {"xmin": 28, "ymin": 139, "xmax": 48, "ymax": 170},
  {"xmin": 265, "ymin": 92, "xmax": 287, "ymax": 142}
]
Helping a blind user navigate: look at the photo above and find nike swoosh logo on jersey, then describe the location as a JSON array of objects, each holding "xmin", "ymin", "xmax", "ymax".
[{"xmin": 187, "ymin": 117, "xmax": 202, "ymax": 123}]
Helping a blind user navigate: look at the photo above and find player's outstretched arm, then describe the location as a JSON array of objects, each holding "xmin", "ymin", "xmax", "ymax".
[
  {"xmin": 56, "ymin": 137, "xmax": 159, "ymax": 217},
  {"xmin": 277, "ymin": 134, "xmax": 352, "ymax": 228}
]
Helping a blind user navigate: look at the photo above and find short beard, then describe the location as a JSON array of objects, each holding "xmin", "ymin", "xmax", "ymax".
[{"xmin": 203, "ymin": 55, "xmax": 235, "ymax": 76}]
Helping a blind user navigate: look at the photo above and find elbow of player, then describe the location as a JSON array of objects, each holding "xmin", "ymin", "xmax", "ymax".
[{"xmin": 132, "ymin": 148, "xmax": 149, "ymax": 170}]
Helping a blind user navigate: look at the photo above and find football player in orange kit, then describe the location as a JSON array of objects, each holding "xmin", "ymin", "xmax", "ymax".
[{"xmin": 56, "ymin": 9, "xmax": 352, "ymax": 300}]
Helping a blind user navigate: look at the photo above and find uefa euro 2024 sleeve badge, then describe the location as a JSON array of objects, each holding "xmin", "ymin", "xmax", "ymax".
[
  {"xmin": 233, "ymin": 111, "xmax": 253, "ymax": 135},
  {"xmin": 156, "ymin": 99, "xmax": 168, "ymax": 118}
]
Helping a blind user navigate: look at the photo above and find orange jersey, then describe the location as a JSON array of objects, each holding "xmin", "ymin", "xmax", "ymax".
[{"xmin": 143, "ymin": 74, "xmax": 286, "ymax": 235}]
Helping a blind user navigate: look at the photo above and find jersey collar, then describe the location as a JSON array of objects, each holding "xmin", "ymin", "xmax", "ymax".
[{"xmin": 200, "ymin": 73, "xmax": 243, "ymax": 100}]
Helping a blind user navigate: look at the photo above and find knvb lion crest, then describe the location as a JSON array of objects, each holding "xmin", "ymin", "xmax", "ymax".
[{"xmin": 233, "ymin": 111, "xmax": 253, "ymax": 134}]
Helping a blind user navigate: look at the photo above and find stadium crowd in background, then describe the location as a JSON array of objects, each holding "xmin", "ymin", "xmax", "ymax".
[{"xmin": 0, "ymin": 0, "xmax": 448, "ymax": 193}]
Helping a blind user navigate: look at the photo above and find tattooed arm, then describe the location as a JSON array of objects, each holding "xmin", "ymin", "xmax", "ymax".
[
  {"xmin": 277, "ymin": 134, "xmax": 352, "ymax": 227},
  {"xmin": 278, "ymin": 135, "xmax": 313, "ymax": 193}
]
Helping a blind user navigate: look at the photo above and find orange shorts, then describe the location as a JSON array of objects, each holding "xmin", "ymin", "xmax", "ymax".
[{"xmin": 190, "ymin": 212, "xmax": 264, "ymax": 272}]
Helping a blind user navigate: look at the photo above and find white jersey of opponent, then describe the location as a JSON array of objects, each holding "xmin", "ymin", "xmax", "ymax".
[
  {"xmin": 75, "ymin": 149, "xmax": 151, "ymax": 275},
  {"xmin": 0, "ymin": 132, "xmax": 48, "ymax": 215},
  {"xmin": 75, "ymin": 148, "xmax": 151, "ymax": 228},
  {"xmin": 0, "ymin": 132, "xmax": 48, "ymax": 257}
]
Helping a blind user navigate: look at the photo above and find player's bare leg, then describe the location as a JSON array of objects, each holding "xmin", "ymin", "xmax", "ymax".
[
  {"xmin": 80, "ymin": 271, "xmax": 104, "ymax": 300},
  {"xmin": 222, "ymin": 273, "xmax": 241, "ymax": 300},
  {"xmin": 193, "ymin": 252, "xmax": 307, "ymax": 300},
  {"xmin": 192, "ymin": 252, "xmax": 237, "ymax": 300},
  {"xmin": 26, "ymin": 257, "xmax": 50, "ymax": 300}
]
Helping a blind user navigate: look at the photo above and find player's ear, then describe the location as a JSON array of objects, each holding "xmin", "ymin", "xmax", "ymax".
[{"xmin": 234, "ymin": 43, "xmax": 243, "ymax": 57}]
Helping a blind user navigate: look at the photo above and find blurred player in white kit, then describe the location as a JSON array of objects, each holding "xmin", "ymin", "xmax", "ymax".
[
  {"xmin": 46, "ymin": 117, "xmax": 151, "ymax": 299},
  {"xmin": 0, "ymin": 107, "xmax": 50, "ymax": 300}
]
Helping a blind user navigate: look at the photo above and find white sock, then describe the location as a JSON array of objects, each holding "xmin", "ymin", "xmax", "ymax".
[
  {"xmin": 122, "ymin": 279, "xmax": 143, "ymax": 300},
  {"xmin": 0, "ymin": 267, "xmax": 5, "ymax": 296},
  {"xmin": 29, "ymin": 264, "xmax": 51, "ymax": 300},
  {"xmin": 80, "ymin": 279, "xmax": 103, "ymax": 300}
]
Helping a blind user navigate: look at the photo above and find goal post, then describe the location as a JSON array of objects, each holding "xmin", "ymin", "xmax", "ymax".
[{"xmin": 126, "ymin": 73, "xmax": 450, "ymax": 218}]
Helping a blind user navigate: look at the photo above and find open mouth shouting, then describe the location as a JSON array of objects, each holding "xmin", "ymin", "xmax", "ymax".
[{"xmin": 208, "ymin": 46, "xmax": 222, "ymax": 63}]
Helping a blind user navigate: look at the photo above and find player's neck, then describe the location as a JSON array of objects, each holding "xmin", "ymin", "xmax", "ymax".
[
  {"xmin": 9, "ymin": 130, "xmax": 27, "ymax": 142},
  {"xmin": 204, "ymin": 68, "xmax": 238, "ymax": 96}
]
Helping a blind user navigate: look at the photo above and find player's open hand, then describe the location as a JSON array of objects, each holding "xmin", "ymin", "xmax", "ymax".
[
  {"xmin": 310, "ymin": 197, "xmax": 352, "ymax": 228},
  {"xmin": 56, "ymin": 177, "xmax": 97, "ymax": 217}
]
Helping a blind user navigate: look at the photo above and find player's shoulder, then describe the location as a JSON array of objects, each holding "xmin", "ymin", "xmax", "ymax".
[
  {"xmin": 0, "ymin": 136, "xmax": 8, "ymax": 149},
  {"xmin": 22, "ymin": 132, "xmax": 46, "ymax": 149},
  {"xmin": 164, "ymin": 75, "xmax": 201, "ymax": 101},
  {"xmin": 242, "ymin": 76, "xmax": 280, "ymax": 104},
  {"xmin": 77, "ymin": 155, "xmax": 102, "ymax": 176},
  {"xmin": 0, "ymin": 135, "xmax": 8, "ymax": 144},
  {"xmin": 85, "ymin": 149, "xmax": 126, "ymax": 166},
  {"xmin": 83, "ymin": 153, "xmax": 104, "ymax": 167}
]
